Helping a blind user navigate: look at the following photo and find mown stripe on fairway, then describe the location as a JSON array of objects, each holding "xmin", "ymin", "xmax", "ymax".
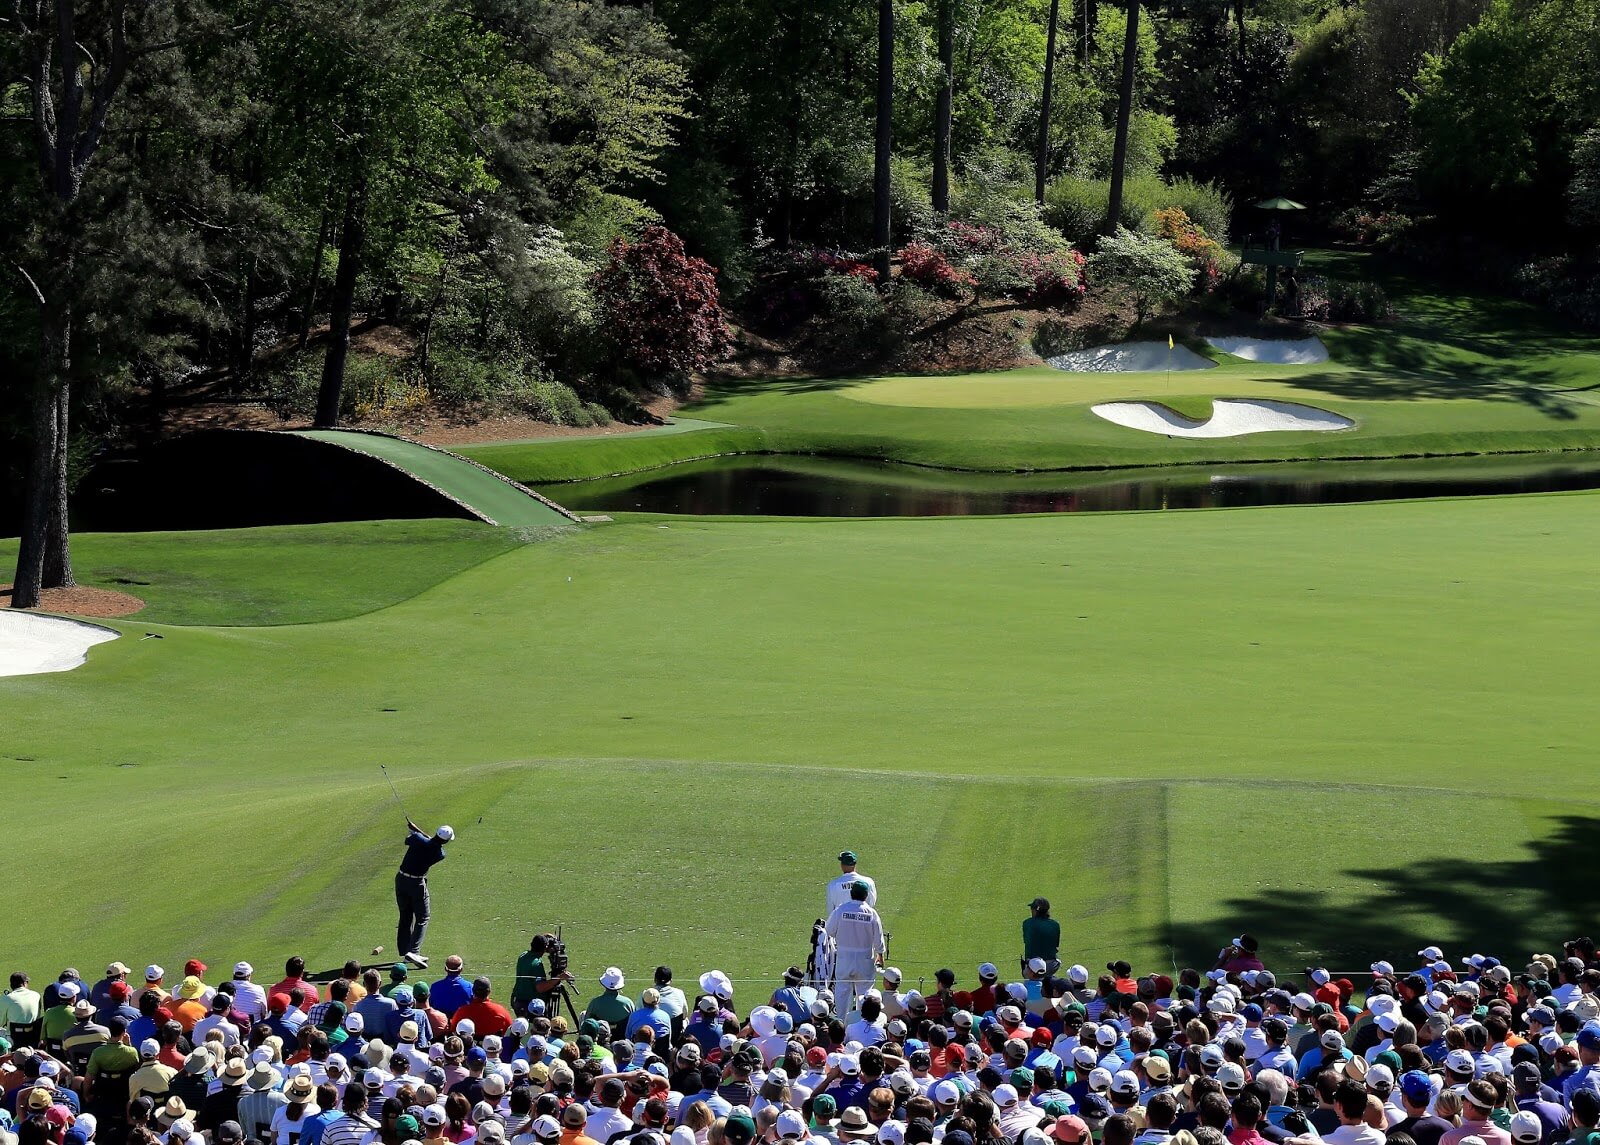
[{"xmin": 1159, "ymin": 783, "xmax": 1595, "ymax": 972}]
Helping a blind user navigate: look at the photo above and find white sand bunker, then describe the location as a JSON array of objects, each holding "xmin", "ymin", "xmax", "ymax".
[
  {"xmin": 1206, "ymin": 336, "xmax": 1329, "ymax": 365},
  {"xmin": 1091, "ymin": 399, "xmax": 1354, "ymax": 438},
  {"xmin": 1047, "ymin": 342, "xmax": 1215, "ymax": 373},
  {"xmin": 0, "ymin": 612, "xmax": 120, "ymax": 677}
]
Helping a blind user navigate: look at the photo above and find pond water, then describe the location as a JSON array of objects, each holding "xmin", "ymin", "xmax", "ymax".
[{"xmin": 538, "ymin": 453, "xmax": 1600, "ymax": 517}]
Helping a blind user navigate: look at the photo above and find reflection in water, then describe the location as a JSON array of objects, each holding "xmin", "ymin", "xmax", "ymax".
[{"xmin": 540, "ymin": 454, "xmax": 1600, "ymax": 518}]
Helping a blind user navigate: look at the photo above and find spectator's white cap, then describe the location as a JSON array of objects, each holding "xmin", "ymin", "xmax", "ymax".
[
  {"xmin": 601, "ymin": 967, "xmax": 625, "ymax": 990},
  {"xmin": 1509, "ymin": 1113, "xmax": 1544, "ymax": 1144},
  {"xmin": 776, "ymin": 1111, "xmax": 809, "ymax": 1141},
  {"xmin": 993, "ymin": 1085, "xmax": 1019, "ymax": 1109},
  {"xmin": 145, "ymin": 965, "xmax": 165, "ymax": 981},
  {"xmin": 140, "ymin": 1039, "xmax": 160, "ymax": 1059},
  {"xmin": 1067, "ymin": 965, "xmax": 1089, "ymax": 985},
  {"xmin": 233, "ymin": 962, "xmax": 253, "ymax": 977},
  {"xmin": 978, "ymin": 963, "xmax": 999, "ymax": 980}
]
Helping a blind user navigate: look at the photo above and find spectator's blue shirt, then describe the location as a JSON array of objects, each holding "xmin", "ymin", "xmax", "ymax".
[
  {"xmin": 1563, "ymin": 1064, "xmax": 1600, "ymax": 1105},
  {"xmin": 128, "ymin": 1016, "xmax": 158, "ymax": 1048},
  {"xmin": 624, "ymin": 1005, "xmax": 671, "ymax": 1043},
  {"xmin": 428, "ymin": 971, "xmax": 473, "ymax": 1017},
  {"xmin": 301, "ymin": 1110, "xmax": 341, "ymax": 1145},
  {"xmin": 772, "ymin": 987, "xmax": 812, "ymax": 1025},
  {"xmin": 686, "ymin": 1089, "xmax": 731, "ymax": 1117},
  {"xmin": 1256, "ymin": 1047, "xmax": 1296, "ymax": 1075},
  {"xmin": 824, "ymin": 1078, "xmax": 871, "ymax": 1111},
  {"xmin": 386, "ymin": 1006, "xmax": 430, "ymax": 1048},
  {"xmin": 1516, "ymin": 1095, "xmax": 1568, "ymax": 1139},
  {"xmin": 685, "ymin": 1016, "xmax": 722, "ymax": 1054}
]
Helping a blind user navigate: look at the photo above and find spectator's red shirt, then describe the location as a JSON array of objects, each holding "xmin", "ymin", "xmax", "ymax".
[
  {"xmin": 969, "ymin": 986, "xmax": 997, "ymax": 1014},
  {"xmin": 271, "ymin": 978, "xmax": 320, "ymax": 1010},
  {"xmin": 451, "ymin": 1000, "xmax": 513, "ymax": 1037}
]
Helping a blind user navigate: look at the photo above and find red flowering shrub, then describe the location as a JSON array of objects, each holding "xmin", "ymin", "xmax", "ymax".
[
  {"xmin": 1154, "ymin": 207, "xmax": 1226, "ymax": 293},
  {"xmin": 592, "ymin": 226, "xmax": 733, "ymax": 378},
  {"xmin": 898, "ymin": 241, "xmax": 977, "ymax": 297}
]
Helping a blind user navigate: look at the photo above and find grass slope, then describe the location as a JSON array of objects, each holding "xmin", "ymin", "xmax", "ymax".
[
  {"xmin": 298, "ymin": 430, "xmax": 573, "ymax": 526},
  {"xmin": 7, "ymin": 499, "xmax": 1600, "ymax": 981}
]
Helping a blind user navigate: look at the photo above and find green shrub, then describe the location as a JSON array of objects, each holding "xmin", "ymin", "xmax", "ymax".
[
  {"xmin": 1086, "ymin": 227, "xmax": 1197, "ymax": 324},
  {"xmin": 815, "ymin": 272, "xmax": 886, "ymax": 332},
  {"xmin": 1044, "ymin": 174, "xmax": 1232, "ymax": 244}
]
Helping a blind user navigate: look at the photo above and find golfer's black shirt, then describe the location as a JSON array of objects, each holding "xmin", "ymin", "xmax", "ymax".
[{"xmin": 400, "ymin": 832, "xmax": 447, "ymax": 876}]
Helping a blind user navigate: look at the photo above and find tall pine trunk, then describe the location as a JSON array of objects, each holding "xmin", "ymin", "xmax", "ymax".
[
  {"xmin": 872, "ymin": 0, "xmax": 894, "ymax": 283},
  {"xmin": 1105, "ymin": 0, "xmax": 1141, "ymax": 231},
  {"xmin": 1036, "ymin": 0, "xmax": 1062, "ymax": 203},
  {"xmin": 315, "ymin": 173, "xmax": 367, "ymax": 429},
  {"xmin": 932, "ymin": 0, "xmax": 954, "ymax": 214},
  {"xmin": 298, "ymin": 205, "xmax": 331, "ymax": 350},
  {"xmin": 14, "ymin": 300, "xmax": 71, "ymax": 609}
]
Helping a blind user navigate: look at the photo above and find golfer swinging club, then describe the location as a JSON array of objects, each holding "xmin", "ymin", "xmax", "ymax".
[{"xmin": 396, "ymin": 816, "xmax": 453, "ymax": 969}]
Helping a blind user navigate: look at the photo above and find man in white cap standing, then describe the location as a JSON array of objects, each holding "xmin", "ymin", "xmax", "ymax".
[
  {"xmin": 397, "ymin": 818, "xmax": 455, "ymax": 968},
  {"xmin": 825, "ymin": 881, "xmax": 885, "ymax": 1018},
  {"xmin": 826, "ymin": 853, "xmax": 877, "ymax": 916}
]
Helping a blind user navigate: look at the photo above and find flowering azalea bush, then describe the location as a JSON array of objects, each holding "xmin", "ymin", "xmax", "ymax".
[
  {"xmin": 898, "ymin": 241, "xmax": 977, "ymax": 297},
  {"xmin": 925, "ymin": 221, "xmax": 1086, "ymax": 305},
  {"xmin": 592, "ymin": 226, "xmax": 732, "ymax": 379},
  {"xmin": 1154, "ymin": 207, "xmax": 1228, "ymax": 293}
]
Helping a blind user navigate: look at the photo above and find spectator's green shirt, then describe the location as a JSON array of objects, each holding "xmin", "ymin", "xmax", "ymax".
[
  {"xmin": 86, "ymin": 1040, "xmax": 140, "ymax": 1078},
  {"xmin": 1023, "ymin": 916, "xmax": 1061, "ymax": 961},
  {"xmin": 42, "ymin": 1004, "xmax": 77, "ymax": 1042},
  {"xmin": 513, "ymin": 952, "xmax": 547, "ymax": 1010},
  {"xmin": 585, "ymin": 989, "xmax": 634, "ymax": 1028}
]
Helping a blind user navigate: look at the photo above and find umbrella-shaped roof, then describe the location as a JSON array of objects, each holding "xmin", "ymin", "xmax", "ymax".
[{"xmin": 1255, "ymin": 196, "xmax": 1306, "ymax": 210}]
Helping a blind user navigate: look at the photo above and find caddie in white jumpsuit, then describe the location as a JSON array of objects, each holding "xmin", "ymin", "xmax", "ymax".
[
  {"xmin": 824, "ymin": 880, "xmax": 885, "ymax": 1017},
  {"xmin": 826, "ymin": 850, "xmax": 877, "ymax": 915}
]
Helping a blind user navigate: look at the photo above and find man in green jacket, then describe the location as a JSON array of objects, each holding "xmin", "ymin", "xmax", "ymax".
[{"xmin": 1022, "ymin": 897, "xmax": 1061, "ymax": 969}]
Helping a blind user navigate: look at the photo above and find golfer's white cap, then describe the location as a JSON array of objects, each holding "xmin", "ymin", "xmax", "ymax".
[{"xmin": 437, "ymin": 825, "xmax": 455, "ymax": 841}]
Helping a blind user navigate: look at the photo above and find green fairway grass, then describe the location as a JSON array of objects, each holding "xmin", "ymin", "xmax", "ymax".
[{"xmin": 7, "ymin": 494, "xmax": 1600, "ymax": 982}]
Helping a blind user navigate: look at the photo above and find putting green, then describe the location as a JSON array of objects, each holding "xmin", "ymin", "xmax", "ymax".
[
  {"xmin": 463, "ymin": 257, "xmax": 1600, "ymax": 482},
  {"xmin": 7, "ymin": 493, "xmax": 1600, "ymax": 980},
  {"xmin": 297, "ymin": 429, "xmax": 575, "ymax": 527}
]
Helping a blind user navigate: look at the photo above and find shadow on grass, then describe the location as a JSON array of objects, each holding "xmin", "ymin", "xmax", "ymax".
[
  {"xmin": 1277, "ymin": 363, "xmax": 1580, "ymax": 419},
  {"xmin": 1165, "ymin": 814, "xmax": 1600, "ymax": 969}
]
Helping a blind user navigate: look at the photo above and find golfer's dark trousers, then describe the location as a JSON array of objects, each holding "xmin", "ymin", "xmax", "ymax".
[{"xmin": 396, "ymin": 871, "xmax": 430, "ymax": 955}]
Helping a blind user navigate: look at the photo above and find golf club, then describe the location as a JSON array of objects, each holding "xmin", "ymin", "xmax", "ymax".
[{"xmin": 380, "ymin": 763, "xmax": 413, "ymax": 824}]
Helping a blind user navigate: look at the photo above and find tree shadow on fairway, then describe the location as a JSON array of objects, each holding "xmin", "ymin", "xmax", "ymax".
[
  {"xmin": 1163, "ymin": 814, "xmax": 1600, "ymax": 969},
  {"xmin": 1277, "ymin": 363, "xmax": 1580, "ymax": 419}
]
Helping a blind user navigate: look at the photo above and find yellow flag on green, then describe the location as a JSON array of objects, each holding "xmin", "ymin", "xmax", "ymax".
[{"xmin": 1168, "ymin": 335, "xmax": 1174, "ymax": 350}]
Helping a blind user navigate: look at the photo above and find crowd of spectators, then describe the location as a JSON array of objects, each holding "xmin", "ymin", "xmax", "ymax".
[{"xmin": 7, "ymin": 933, "xmax": 1600, "ymax": 1145}]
